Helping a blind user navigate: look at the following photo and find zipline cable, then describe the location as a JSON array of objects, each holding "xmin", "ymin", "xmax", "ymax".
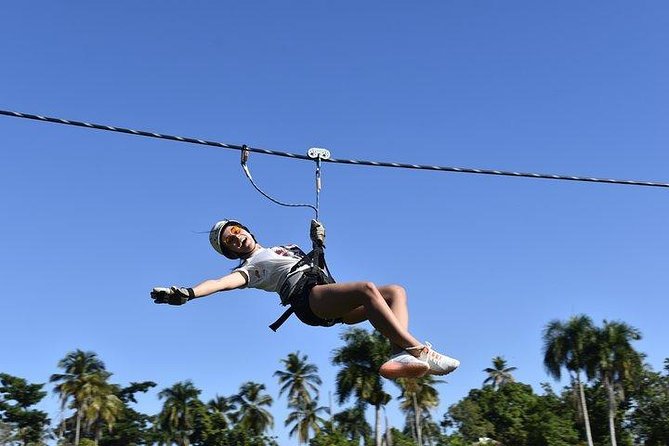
[{"xmin": 2, "ymin": 109, "xmax": 668, "ymax": 189}]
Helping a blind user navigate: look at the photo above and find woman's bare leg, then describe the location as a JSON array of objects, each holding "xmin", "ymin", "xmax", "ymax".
[
  {"xmin": 310, "ymin": 282, "xmax": 460, "ymax": 379},
  {"xmin": 309, "ymin": 282, "xmax": 421, "ymax": 352},
  {"xmin": 338, "ymin": 285, "xmax": 410, "ymax": 354}
]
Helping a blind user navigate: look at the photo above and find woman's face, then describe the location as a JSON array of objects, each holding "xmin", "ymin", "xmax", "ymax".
[{"xmin": 221, "ymin": 224, "xmax": 256, "ymax": 256}]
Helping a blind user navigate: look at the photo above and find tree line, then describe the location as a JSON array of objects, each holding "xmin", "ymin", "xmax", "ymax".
[{"xmin": 1, "ymin": 315, "xmax": 668, "ymax": 446}]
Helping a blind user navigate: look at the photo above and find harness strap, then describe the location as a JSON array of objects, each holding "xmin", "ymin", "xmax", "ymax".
[
  {"xmin": 269, "ymin": 307, "xmax": 295, "ymax": 332},
  {"xmin": 269, "ymin": 245, "xmax": 334, "ymax": 331}
]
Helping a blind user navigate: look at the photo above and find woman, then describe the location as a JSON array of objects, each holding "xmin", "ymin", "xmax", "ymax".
[{"xmin": 151, "ymin": 219, "xmax": 460, "ymax": 379}]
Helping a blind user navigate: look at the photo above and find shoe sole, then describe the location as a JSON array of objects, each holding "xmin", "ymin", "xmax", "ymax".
[
  {"xmin": 426, "ymin": 364, "xmax": 460, "ymax": 376},
  {"xmin": 379, "ymin": 361, "xmax": 430, "ymax": 379}
]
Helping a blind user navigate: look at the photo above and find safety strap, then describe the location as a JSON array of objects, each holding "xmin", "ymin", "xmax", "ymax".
[
  {"xmin": 269, "ymin": 307, "xmax": 295, "ymax": 332},
  {"xmin": 268, "ymin": 244, "xmax": 333, "ymax": 331}
]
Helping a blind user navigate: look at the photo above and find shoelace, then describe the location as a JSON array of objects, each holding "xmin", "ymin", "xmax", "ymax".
[{"xmin": 406, "ymin": 342, "xmax": 445, "ymax": 363}]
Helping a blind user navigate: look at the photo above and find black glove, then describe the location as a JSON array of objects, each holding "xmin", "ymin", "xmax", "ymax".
[
  {"xmin": 151, "ymin": 286, "xmax": 195, "ymax": 305},
  {"xmin": 310, "ymin": 219, "xmax": 325, "ymax": 247}
]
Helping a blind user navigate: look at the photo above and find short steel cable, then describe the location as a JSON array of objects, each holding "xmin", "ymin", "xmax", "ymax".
[
  {"xmin": 315, "ymin": 158, "xmax": 323, "ymax": 220},
  {"xmin": 2, "ymin": 109, "xmax": 668, "ymax": 189},
  {"xmin": 240, "ymin": 147, "xmax": 318, "ymax": 216}
]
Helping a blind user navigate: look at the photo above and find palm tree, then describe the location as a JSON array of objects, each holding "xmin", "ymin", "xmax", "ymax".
[
  {"xmin": 50, "ymin": 349, "xmax": 107, "ymax": 446},
  {"xmin": 207, "ymin": 395, "xmax": 236, "ymax": 430},
  {"xmin": 274, "ymin": 352, "xmax": 324, "ymax": 444},
  {"xmin": 332, "ymin": 328, "xmax": 391, "ymax": 446},
  {"xmin": 157, "ymin": 380, "xmax": 202, "ymax": 446},
  {"xmin": 230, "ymin": 382, "xmax": 274, "ymax": 436},
  {"xmin": 542, "ymin": 315, "xmax": 597, "ymax": 446},
  {"xmin": 594, "ymin": 320, "xmax": 643, "ymax": 446},
  {"xmin": 483, "ymin": 356, "xmax": 517, "ymax": 389},
  {"xmin": 77, "ymin": 374, "xmax": 123, "ymax": 444},
  {"xmin": 420, "ymin": 417, "xmax": 442, "ymax": 446},
  {"xmin": 285, "ymin": 399, "xmax": 329, "ymax": 444},
  {"xmin": 333, "ymin": 402, "xmax": 371, "ymax": 444},
  {"xmin": 396, "ymin": 375, "xmax": 442, "ymax": 446},
  {"xmin": 275, "ymin": 351, "xmax": 322, "ymax": 406}
]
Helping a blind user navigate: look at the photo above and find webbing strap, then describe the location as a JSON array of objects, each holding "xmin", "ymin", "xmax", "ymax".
[
  {"xmin": 269, "ymin": 245, "xmax": 333, "ymax": 331},
  {"xmin": 269, "ymin": 307, "xmax": 295, "ymax": 332}
]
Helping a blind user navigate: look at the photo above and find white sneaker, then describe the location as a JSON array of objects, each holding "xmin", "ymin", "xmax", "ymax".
[
  {"xmin": 379, "ymin": 352, "xmax": 429, "ymax": 379},
  {"xmin": 413, "ymin": 342, "xmax": 460, "ymax": 376}
]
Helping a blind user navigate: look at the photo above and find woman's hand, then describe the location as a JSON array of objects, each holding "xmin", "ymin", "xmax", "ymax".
[
  {"xmin": 150, "ymin": 286, "xmax": 195, "ymax": 305},
  {"xmin": 310, "ymin": 219, "xmax": 326, "ymax": 247}
]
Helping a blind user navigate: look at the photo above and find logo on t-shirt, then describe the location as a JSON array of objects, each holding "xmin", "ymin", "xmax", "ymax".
[{"xmin": 273, "ymin": 245, "xmax": 304, "ymax": 260}]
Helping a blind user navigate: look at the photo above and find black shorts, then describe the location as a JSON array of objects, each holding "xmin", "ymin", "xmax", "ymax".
[{"xmin": 289, "ymin": 275, "xmax": 342, "ymax": 328}]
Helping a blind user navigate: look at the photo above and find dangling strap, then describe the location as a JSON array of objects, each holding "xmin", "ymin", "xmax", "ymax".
[{"xmin": 269, "ymin": 307, "xmax": 295, "ymax": 332}]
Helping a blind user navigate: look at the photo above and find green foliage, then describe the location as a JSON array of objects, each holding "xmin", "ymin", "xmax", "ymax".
[
  {"xmin": 627, "ymin": 359, "xmax": 669, "ymax": 445},
  {"xmin": 199, "ymin": 424, "xmax": 278, "ymax": 446},
  {"xmin": 309, "ymin": 423, "xmax": 360, "ymax": 446},
  {"xmin": 435, "ymin": 433, "xmax": 471, "ymax": 446},
  {"xmin": 0, "ymin": 420, "xmax": 14, "ymax": 444},
  {"xmin": 395, "ymin": 374, "xmax": 443, "ymax": 445},
  {"xmin": 50, "ymin": 349, "xmax": 111, "ymax": 445},
  {"xmin": 542, "ymin": 316, "xmax": 648, "ymax": 446},
  {"xmin": 580, "ymin": 382, "xmax": 635, "ymax": 446},
  {"xmin": 444, "ymin": 396, "xmax": 494, "ymax": 440},
  {"xmin": 274, "ymin": 351, "xmax": 321, "ymax": 406},
  {"xmin": 285, "ymin": 399, "xmax": 328, "ymax": 444},
  {"xmin": 230, "ymin": 382, "xmax": 274, "ymax": 436},
  {"xmin": 154, "ymin": 381, "xmax": 275, "ymax": 445},
  {"xmin": 98, "ymin": 382, "xmax": 157, "ymax": 446},
  {"xmin": 525, "ymin": 386, "xmax": 580, "ymax": 446},
  {"xmin": 446, "ymin": 382, "xmax": 580, "ymax": 446},
  {"xmin": 275, "ymin": 352, "xmax": 325, "ymax": 444},
  {"xmin": 388, "ymin": 427, "xmax": 418, "ymax": 446},
  {"xmin": 331, "ymin": 328, "xmax": 391, "ymax": 445},
  {"xmin": 331, "ymin": 328, "xmax": 391, "ymax": 406},
  {"xmin": 157, "ymin": 380, "xmax": 202, "ymax": 445},
  {"xmin": 332, "ymin": 403, "xmax": 371, "ymax": 443},
  {"xmin": 4, "ymin": 318, "xmax": 669, "ymax": 446},
  {"xmin": 0, "ymin": 372, "xmax": 50, "ymax": 445},
  {"xmin": 482, "ymin": 356, "xmax": 517, "ymax": 389},
  {"xmin": 117, "ymin": 381, "xmax": 157, "ymax": 404}
]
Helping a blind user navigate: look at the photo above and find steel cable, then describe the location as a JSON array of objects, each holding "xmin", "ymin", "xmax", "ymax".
[{"xmin": 2, "ymin": 109, "xmax": 668, "ymax": 189}]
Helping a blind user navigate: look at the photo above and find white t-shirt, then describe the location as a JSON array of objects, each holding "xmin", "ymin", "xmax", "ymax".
[{"xmin": 234, "ymin": 245, "xmax": 309, "ymax": 293}]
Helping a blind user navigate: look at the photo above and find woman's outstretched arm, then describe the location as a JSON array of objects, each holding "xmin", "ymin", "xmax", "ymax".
[
  {"xmin": 191, "ymin": 271, "xmax": 248, "ymax": 298},
  {"xmin": 151, "ymin": 272, "xmax": 248, "ymax": 305}
]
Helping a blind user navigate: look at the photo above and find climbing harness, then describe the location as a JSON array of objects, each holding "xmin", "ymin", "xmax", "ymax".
[
  {"xmin": 269, "ymin": 243, "xmax": 337, "ymax": 331},
  {"xmin": 240, "ymin": 146, "xmax": 336, "ymax": 331}
]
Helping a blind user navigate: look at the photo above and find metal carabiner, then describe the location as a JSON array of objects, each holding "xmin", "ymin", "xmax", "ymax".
[{"xmin": 308, "ymin": 147, "xmax": 331, "ymax": 219}]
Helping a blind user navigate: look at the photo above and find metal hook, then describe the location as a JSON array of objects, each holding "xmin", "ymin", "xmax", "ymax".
[{"xmin": 241, "ymin": 144, "xmax": 250, "ymax": 165}]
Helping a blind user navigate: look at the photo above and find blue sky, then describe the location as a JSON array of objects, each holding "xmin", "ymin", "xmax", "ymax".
[{"xmin": 1, "ymin": 1, "xmax": 668, "ymax": 443}]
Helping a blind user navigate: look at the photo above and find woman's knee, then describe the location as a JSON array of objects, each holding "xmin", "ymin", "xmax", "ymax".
[
  {"xmin": 356, "ymin": 281, "xmax": 382, "ymax": 303},
  {"xmin": 387, "ymin": 284, "xmax": 406, "ymax": 296},
  {"xmin": 382, "ymin": 284, "xmax": 407, "ymax": 303}
]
